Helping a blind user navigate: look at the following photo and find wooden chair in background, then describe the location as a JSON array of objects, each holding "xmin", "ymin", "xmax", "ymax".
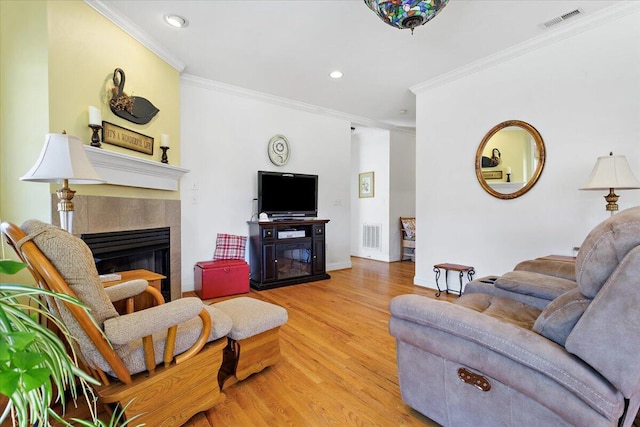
[{"xmin": 400, "ymin": 217, "xmax": 416, "ymax": 262}]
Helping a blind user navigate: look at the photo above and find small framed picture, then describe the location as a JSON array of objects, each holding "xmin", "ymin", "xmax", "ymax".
[{"xmin": 359, "ymin": 171, "xmax": 375, "ymax": 198}]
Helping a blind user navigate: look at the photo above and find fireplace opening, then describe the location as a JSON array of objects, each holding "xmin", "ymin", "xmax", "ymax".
[{"xmin": 81, "ymin": 228, "xmax": 171, "ymax": 302}]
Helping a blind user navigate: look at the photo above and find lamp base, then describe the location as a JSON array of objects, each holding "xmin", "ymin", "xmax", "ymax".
[
  {"xmin": 56, "ymin": 180, "xmax": 75, "ymax": 233},
  {"xmin": 604, "ymin": 188, "xmax": 619, "ymax": 214}
]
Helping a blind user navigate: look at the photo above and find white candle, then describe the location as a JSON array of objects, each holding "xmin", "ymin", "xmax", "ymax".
[
  {"xmin": 88, "ymin": 106, "xmax": 101, "ymax": 126},
  {"xmin": 160, "ymin": 134, "xmax": 170, "ymax": 148},
  {"xmin": 506, "ymin": 167, "xmax": 512, "ymax": 174}
]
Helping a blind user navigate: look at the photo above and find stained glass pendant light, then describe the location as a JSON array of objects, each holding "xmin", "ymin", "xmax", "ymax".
[{"xmin": 364, "ymin": 0, "xmax": 449, "ymax": 34}]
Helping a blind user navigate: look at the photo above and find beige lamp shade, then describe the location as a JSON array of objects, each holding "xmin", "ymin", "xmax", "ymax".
[
  {"xmin": 21, "ymin": 133, "xmax": 105, "ymax": 184},
  {"xmin": 21, "ymin": 133, "xmax": 104, "ymax": 233},
  {"xmin": 580, "ymin": 154, "xmax": 640, "ymax": 190}
]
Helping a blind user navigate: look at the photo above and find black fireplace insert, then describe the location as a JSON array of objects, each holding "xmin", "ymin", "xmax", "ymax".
[{"xmin": 81, "ymin": 227, "xmax": 171, "ymax": 301}]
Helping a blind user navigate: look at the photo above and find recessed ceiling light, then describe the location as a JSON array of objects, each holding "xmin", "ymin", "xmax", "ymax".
[
  {"xmin": 329, "ymin": 71, "xmax": 343, "ymax": 79},
  {"xmin": 164, "ymin": 14, "xmax": 188, "ymax": 28}
]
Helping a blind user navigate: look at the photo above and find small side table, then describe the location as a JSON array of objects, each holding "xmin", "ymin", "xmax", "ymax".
[
  {"xmin": 103, "ymin": 269, "xmax": 166, "ymax": 312},
  {"xmin": 433, "ymin": 263, "xmax": 475, "ymax": 297}
]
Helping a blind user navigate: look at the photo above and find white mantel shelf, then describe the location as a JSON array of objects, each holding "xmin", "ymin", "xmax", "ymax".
[{"xmin": 85, "ymin": 146, "xmax": 189, "ymax": 191}]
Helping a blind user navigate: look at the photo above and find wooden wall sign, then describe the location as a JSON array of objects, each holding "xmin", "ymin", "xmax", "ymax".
[
  {"xmin": 481, "ymin": 170, "xmax": 503, "ymax": 180},
  {"xmin": 102, "ymin": 121, "xmax": 154, "ymax": 155}
]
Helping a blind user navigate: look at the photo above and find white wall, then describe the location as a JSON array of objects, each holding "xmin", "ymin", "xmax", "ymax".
[
  {"xmin": 413, "ymin": 9, "xmax": 640, "ymax": 288},
  {"xmin": 389, "ymin": 130, "xmax": 416, "ymax": 261},
  {"xmin": 180, "ymin": 77, "xmax": 352, "ymax": 291},
  {"xmin": 351, "ymin": 127, "xmax": 390, "ymax": 261}
]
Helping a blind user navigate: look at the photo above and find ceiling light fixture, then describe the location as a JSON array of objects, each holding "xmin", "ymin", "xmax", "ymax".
[
  {"xmin": 364, "ymin": 0, "xmax": 449, "ymax": 34},
  {"xmin": 329, "ymin": 71, "xmax": 343, "ymax": 79},
  {"xmin": 164, "ymin": 14, "xmax": 188, "ymax": 28}
]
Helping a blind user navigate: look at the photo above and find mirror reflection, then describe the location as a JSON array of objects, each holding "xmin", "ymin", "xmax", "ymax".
[{"xmin": 475, "ymin": 120, "xmax": 545, "ymax": 200}]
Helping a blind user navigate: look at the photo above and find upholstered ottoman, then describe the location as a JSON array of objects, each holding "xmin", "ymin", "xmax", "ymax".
[{"xmin": 212, "ymin": 297, "xmax": 288, "ymax": 388}]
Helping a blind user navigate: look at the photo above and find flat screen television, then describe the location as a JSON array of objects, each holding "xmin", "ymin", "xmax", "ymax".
[{"xmin": 258, "ymin": 171, "xmax": 318, "ymax": 219}]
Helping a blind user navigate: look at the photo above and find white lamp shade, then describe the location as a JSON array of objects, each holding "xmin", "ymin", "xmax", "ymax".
[
  {"xmin": 580, "ymin": 154, "xmax": 640, "ymax": 190},
  {"xmin": 21, "ymin": 133, "xmax": 105, "ymax": 184}
]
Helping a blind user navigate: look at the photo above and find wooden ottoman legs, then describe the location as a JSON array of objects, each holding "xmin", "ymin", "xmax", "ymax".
[{"xmin": 219, "ymin": 327, "xmax": 282, "ymax": 389}]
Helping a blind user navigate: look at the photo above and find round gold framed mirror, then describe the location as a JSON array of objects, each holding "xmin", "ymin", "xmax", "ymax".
[{"xmin": 475, "ymin": 120, "xmax": 545, "ymax": 200}]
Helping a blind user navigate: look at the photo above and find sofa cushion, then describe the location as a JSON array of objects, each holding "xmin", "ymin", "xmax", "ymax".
[
  {"xmin": 576, "ymin": 206, "xmax": 640, "ymax": 298},
  {"xmin": 455, "ymin": 293, "xmax": 541, "ymax": 330},
  {"xmin": 494, "ymin": 271, "xmax": 576, "ymax": 301},
  {"xmin": 533, "ymin": 289, "xmax": 590, "ymax": 346}
]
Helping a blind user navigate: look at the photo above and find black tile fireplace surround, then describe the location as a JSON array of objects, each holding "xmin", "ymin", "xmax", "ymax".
[{"xmin": 81, "ymin": 227, "xmax": 171, "ymax": 301}]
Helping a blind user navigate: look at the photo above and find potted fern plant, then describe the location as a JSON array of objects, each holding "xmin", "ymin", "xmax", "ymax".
[{"xmin": 0, "ymin": 258, "xmax": 134, "ymax": 426}]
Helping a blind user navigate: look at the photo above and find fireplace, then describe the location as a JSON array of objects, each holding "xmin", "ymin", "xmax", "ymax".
[{"xmin": 81, "ymin": 227, "xmax": 171, "ymax": 301}]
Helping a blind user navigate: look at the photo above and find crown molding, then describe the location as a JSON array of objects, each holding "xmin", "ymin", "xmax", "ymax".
[
  {"xmin": 411, "ymin": 1, "xmax": 640, "ymax": 94},
  {"xmin": 181, "ymin": 74, "xmax": 411, "ymax": 132},
  {"xmin": 84, "ymin": 0, "xmax": 186, "ymax": 73}
]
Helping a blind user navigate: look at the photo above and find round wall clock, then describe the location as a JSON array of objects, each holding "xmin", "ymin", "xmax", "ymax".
[{"xmin": 268, "ymin": 134, "xmax": 290, "ymax": 166}]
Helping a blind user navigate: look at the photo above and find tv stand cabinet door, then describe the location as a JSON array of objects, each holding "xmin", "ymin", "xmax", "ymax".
[
  {"xmin": 312, "ymin": 224, "xmax": 326, "ymax": 275},
  {"xmin": 262, "ymin": 243, "xmax": 277, "ymax": 282}
]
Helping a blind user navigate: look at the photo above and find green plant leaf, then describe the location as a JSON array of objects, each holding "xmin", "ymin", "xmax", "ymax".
[
  {"xmin": 4, "ymin": 331, "xmax": 37, "ymax": 352},
  {"xmin": 0, "ymin": 260, "xmax": 26, "ymax": 275},
  {"xmin": 12, "ymin": 350, "xmax": 46, "ymax": 370},
  {"xmin": 0, "ymin": 370, "xmax": 20, "ymax": 396},
  {"xmin": 20, "ymin": 367, "xmax": 51, "ymax": 392}
]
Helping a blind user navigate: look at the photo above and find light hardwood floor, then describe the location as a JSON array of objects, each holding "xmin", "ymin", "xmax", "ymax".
[{"xmin": 187, "ymin": 257, "xmax": 447, "ymax": 427}]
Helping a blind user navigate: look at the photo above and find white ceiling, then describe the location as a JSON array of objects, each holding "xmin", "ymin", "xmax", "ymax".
[{"xmin": 92, "ymin": 0, "xmax": 624, "ymax": 129}]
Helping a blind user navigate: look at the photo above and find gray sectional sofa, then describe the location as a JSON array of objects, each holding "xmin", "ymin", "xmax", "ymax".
[{"xmin": 389, "ymin": 206, "xmax": 640, "ymax": 426}]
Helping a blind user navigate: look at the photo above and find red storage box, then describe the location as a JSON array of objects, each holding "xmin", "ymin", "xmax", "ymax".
[{"xmin": 194, "ymin": 260, "xmax": 249, "ymax": 299}]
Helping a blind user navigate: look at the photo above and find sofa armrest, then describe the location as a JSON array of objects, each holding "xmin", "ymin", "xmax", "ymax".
[
  {"xmin": 389, "ymin": 294, "xmax": 622, "ymax": 420},
  {"xmin": 494, "ymin": 271, "xmax": 576, "ymax": 300},
  {"xmin": 515, "ymin": 258, "xmax": 576, "ymax": 281}
]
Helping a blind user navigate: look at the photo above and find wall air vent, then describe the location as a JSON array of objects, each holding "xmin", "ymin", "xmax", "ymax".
[{"xmin": 542, "ymin": 9, "xmax": 583, "ymax": 28}]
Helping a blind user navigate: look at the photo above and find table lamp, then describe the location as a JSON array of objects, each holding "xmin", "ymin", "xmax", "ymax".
[
  {"xmin": 21, "ymin": 133, "xmax": 105, "ymax": 233},
  {"xmin": 580, "ymin": 152, "xmax": 640, "ymax": 215}
]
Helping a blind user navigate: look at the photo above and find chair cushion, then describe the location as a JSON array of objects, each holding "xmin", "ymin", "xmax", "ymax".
[
  {"xmin": 401, "ymin": 218, "xmax": 416, "ymax": 239},
  {"xmin": 576, "ymin": 206, "xmax": 640, "ymax": 298},
  {"xmin": 213, "ymin": 233, "xmax": 247, "ymax": 261},
  {"xmin": 494, "ymin": 270, "xmax": 576, "ymax": 301},
  {"xmin": 21, "ymin": 220, "xmax": 119, "ymax": 326},
  {"xmin": 533, "ymin": 289, "xmax": 591, "ymax": 346}
]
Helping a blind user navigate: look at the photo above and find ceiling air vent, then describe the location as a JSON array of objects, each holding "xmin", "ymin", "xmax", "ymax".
[{"xmin": 542, "ymin": 9, "xmax": 583, "ymax": 29}]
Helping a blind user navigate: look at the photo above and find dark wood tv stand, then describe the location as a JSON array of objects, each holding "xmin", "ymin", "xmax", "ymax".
[{"xmin": 248, "ymin": 219, "xmax": 330, "ymax": 290}]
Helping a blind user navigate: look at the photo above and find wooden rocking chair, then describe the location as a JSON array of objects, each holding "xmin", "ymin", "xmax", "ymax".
[{"xmin": 2, "ymin": 220, "xmax": 232, "ymax": 426}]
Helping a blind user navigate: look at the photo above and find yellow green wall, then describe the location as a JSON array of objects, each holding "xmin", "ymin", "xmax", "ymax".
[
  {"xmin": 0, "ymin": 0, "xmax": 51, "ymax": 226},
  {"xmin": 1, "ymin": 0, "xmax": 181, "ymax": 231}
]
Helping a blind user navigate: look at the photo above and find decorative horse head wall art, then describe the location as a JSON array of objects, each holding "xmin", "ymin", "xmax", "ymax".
[{"xmin": 109, "ymin": 68, "xmax": 159, "ymax": 125}]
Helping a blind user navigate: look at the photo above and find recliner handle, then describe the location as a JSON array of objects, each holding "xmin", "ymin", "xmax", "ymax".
[{"xmin": 458, "ymin": 368, "xmax": 491, "ymax": 392}]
